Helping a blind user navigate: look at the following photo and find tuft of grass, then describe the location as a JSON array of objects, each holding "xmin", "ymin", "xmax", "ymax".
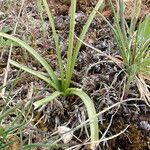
[
  {"xmin": 98, "ymin": 0, "xmax": 150, "ymax": 103},
  {"xmin": 0, "ymin": 0, "xmax": 104, "ymax": 148},
  {"xmin": 0, "ymin": 99, "xmax": 32, "ymax": 149}
]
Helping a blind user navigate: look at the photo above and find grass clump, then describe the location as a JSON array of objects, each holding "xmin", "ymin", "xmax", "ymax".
[
  {"xmin": 0, "ymin": 98, "xmax": 32, "ymax": 150},
  {"xmin": 99, "ymin": 0, "xmax": 150, "ymax": 103},
  {"xmin": 0, "ymin": 0, "xmax": 104, "ymax": 148}
]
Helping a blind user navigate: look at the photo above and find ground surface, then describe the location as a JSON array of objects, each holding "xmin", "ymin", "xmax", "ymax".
[{"xmin": 0, "ymin": 0, "xmax": 150, "ymax": 150}]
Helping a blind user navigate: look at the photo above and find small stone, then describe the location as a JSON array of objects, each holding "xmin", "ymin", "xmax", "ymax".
[
  {"xmin": 57, "ymin": 126, "xmax": 73, "ymax": 144},
  {"xmin": 0, "ymin": 12, "xmax": 4, "ymax": 16}
]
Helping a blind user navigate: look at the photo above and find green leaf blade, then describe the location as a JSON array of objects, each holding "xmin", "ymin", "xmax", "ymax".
[
  {"xmin": 67, "ymin": 0, "xmax": 104, "ymax": 88},
  {"xmin": 138, "ymin": 13, "xmax": 150, "ymax": 43},
  {"xmin": 33, "ymin": 91, "xmax": 62, "ymax": 109},
  {"xmin": 67, "ymin": 88, "xmax": 99, "ymax": 149},
  {"xmin": 65, "ymin": 0, "xmax": 77, "ymax": 89},
  {"xmin": 0, "ymin": 32, "xmax": 59, "ymax": 89},
  {"xmin": 10, "ymin": 60, "xmax": 58, "ymax": 90},
  {"xmin": 42, "ymin": 0, "xmax": 65, "ymax": 90}
]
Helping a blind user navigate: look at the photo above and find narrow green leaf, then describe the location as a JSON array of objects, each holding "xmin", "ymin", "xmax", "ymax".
[
  {"xmin": 96, "ymin": 11, "xmax": 128, "ymax": 64},
  {"xmin": 129, "ymin": 0, "xmax": 142, "ymax": 36},
  {"xmin": 108, "ymin": 0, "xmax": 129, "ymax": 64},
  {"xmin": 0, "ymin": 32, "xmax": 59, "ymax": 89},
  {"xmin": 139, "ymin": 68, "xmax": 150, "ymax": 75},
  {"xmin": 65, "ymin": 0, "xmax": 76, "ymax": 89},
  {"xmin": 115, "ymin": 26, "xmax": 129, "ymax": 65},
  {"xmin": 136, "ymin": 37, "xmax": 150, "ymax": 61},
  {"xmin": 130, "ymin": 29, "xmax": 139, "ymax": 64},
  {"xmin": 0, "ymin": 38, "xmax": 18, "ymax": 47},
  {"xmin": 139, "ymin": 59, "xmax": 150, "ymax": 67},
  {"xmin": 73, "ymin": 0, "xmax": 104, "ymax": 64},
  {"xmin": 0, "ymin": 141, "xmax": 15, "ymax": 149},
  {"xmin": 118, "ymin": 0, "xmax": 129, "ymax": 50},
  {"xmin": 10, "ymin": 60, "xmax": 58, "ymax": 90},
  {"xmin": 138, "ymin": 13, "xmax": 150, "ymax": 42},
  {"xmin": 0, "ymin": 105, "xmax": 19, "ymax": 122},
  {"xmin": 0, "ymin": 126, "xmax": 5, "ymax": 136},
  {"xmin": 67, "ymin": 0, "xmax": 104, "ymax": 88},
  {"xmin": 126, "ymin": 73, "xmax": 135, "ymax": 92},
  {"xmin": 42, "ymin": 0, "xmax": 65, "ymax": 90},
  {"xmin": 34, "ymin": 91, "xmax": 62, "ymax": 109},
  {"xmin": 67, "ymin": 88, "xmax": 99, "ymax": 149}
]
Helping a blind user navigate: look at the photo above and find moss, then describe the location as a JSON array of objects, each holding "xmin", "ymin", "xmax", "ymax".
[
  {"xmin": 33, "ymin": 112, "xmax": 48, "ymax": 132},
  {"xmin": 102, "ymin": 118, "xmax": 149, "ymax": 150},
  {"xmin": 129, "ymin": 124, "xmax": 148, "ymax": 150}
]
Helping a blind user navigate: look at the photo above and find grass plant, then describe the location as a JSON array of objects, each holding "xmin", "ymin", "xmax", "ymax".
[
  {"xmin": 0, "ymin": 98, "xmax": 32, "ymax": 150},
  {"xmin": 98, "ymin": 0, "xmax": 150, "ymax": 103},
  {"xmin": 0, "ymin": 0, "xmax": 104, "ymax": 148}
]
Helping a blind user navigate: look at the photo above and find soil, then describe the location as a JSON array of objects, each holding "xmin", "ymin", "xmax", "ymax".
[{"xmin": 0, "ymin": 0, "xmax": 150, "ymax": 150}]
